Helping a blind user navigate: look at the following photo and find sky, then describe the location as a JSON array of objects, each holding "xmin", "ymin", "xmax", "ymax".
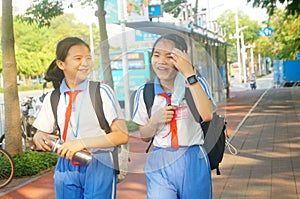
[
  {"xmin": 150, "ymin": 0, "xmax": 269, "ymax": 23},
  {"xmin": 3, "ymin": 0, "xmax": 269, "ymax": 24},
  {"xmin": 0, "ymin": 0, "xmax": 270, "ymax": 48},
  {"xmin": 202, "ymin": 0, "xmax": 269, "ymax": 22}
]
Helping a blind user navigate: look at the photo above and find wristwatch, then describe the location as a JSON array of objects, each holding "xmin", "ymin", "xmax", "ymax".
[{"xmin": 187, "ymin": 75, "xmax": 198, "ymax": 85}]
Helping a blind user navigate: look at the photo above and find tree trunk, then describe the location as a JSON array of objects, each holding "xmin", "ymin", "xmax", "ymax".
[
  {"xmin": 96, "ymin": 0, "xmax": 114, "ymax": 89},
  {"xmin": 2, "ymin": 0, "xmax": 23, "ymax": 156}
]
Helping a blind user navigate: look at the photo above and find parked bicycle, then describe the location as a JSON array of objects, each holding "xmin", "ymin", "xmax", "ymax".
[
  {"xmin": 0, "ymin": 148, "xmax": 15, "ymax": 188},
  {"xmin": 0, "ymin": 94, "xmax": 45, "ymax": 150}
]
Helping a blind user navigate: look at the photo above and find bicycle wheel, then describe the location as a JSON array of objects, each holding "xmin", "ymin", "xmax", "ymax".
[
  {"xmin": 0, "ymin": 149, "xmax": 15, "ymax": 188},
  {"xmin": 0, "ymin": 134, "xmax": 5, "ymax": 149}
]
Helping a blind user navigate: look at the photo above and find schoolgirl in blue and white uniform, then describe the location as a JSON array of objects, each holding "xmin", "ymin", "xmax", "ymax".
[
  {"xmin": 132, "ymin": 34, "xmax": 214, "ymax": 199},
  {"xmin": 33, "ymin": 37, "xmax": 128, "ymax": 199}
]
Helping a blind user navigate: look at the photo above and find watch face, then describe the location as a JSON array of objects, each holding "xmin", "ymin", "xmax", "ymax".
[{"xmin": 187, "ymin": 75, "xmax": 198, "ymax": 85}]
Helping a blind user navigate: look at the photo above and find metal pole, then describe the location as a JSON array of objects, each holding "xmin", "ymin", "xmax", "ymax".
[
  {"xmin": 120, "ymin": 0, "xmax": 130, "ymax": 120},
  {"xmin": 263, "ymin": 53, "xmax": 267, "ymax": 75},
  {"xmin": 240, "ymin": 32, "xmax": 247, "ymax": 83},
  {"xmin": 258, "ymin": 53, "xmax": 261, "ymax": 76},
  {"xmin": 224, "ymin": 45, "xmax": 230, "ymax": 99},
  {"xmin": 235, "ymin": 8, "xmax": 242, "ymax": 83},
  {"xmin": 89, "ymin": 22, "xmax": 94, "ymax": 60},
  {"xmin": 250, "ymin": 46, "xmax": 254, "ymax": 73}
]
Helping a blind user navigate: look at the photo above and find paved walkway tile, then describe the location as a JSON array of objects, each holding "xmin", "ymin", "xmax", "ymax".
[
  {"xmin": 213, "ymin": 88, "xmax": 300, "ymax": 199},
  {"xmin": 1, "ymin": 88, "xmax": 299, "ymax": 199}
]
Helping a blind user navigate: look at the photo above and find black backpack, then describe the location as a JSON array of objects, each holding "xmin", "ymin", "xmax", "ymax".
[
  {"xmin": 142, "ymin": 81, "xmax": 226, "ymax": 175},
  {"xmin": 50, "ymin": 81, "xmax": 120, "ymax": 174}
]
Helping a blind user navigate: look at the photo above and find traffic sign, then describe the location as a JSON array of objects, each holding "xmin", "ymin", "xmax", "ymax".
[
  {"xmin": 296, "ymin": 51, "xmax": 300, "ymax": 59},
  {"xmin": 258, "ymin": 27, "xmax": 274, "ymax": 37},
  {"xmin": 263, "ymin": 27, "xmax": 273, "ymax": 36}
]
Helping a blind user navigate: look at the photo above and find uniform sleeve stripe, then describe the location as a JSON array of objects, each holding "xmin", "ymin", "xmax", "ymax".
[
  {"xmin": 100, "ymin": 84, "xmax": 117, "ymax": 114},
  {"xmin": 100, "ymin": 84, "xmax": 115, "ymax": 98},
  {"xmin": 132, "ymin": 85, "xmax": 144, "ymax": 119},
  {"xmin": 198, "ymin": 76, "xmax": 212, "ymax": 99}
]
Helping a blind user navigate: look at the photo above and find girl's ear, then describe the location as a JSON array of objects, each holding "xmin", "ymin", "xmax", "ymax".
[{"xmin": 56, "ymin": 60, "xmax": 64, "ymax": 70}]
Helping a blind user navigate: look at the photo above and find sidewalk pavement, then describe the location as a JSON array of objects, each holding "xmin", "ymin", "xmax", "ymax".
[{"xmin": 1, "ymin": 87, "xmax": 299, "ymax": 199}]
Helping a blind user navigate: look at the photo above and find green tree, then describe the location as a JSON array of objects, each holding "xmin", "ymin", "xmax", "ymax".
[
  {"xmin": 162, "ymin": 0, "xmax": 187, "ymax": 18},
  {"xmin": 217, "ymin": 10, "xmax": 261, "ymax": 62},
  {"xmin": 267, "ymin": 9, "xmax": 300, "ymax": 59},
  {"xmin": 246, "ymin": 0, "xmax": 299, "ymax": 16},
  {"xmin": 14, "ymin": 20, "xmax": 51, "ymax": 78},
  {"xmin": 218, "ymin": 7, "xmax": 299, "ymax": 63},
  {"xmin": 14, "ymin": 13, "xmax": 95, "ymax": 82},
  {"xmin": 19, "ymin": 0, "xmax": 114, "ymax": 89},
  {"xmin": 2, "ymin": 0, "xmax": 23, "ymax": 156},
  {"xmin": 2, "ymin": 13, "xmax": 94, "ymax": 84}
]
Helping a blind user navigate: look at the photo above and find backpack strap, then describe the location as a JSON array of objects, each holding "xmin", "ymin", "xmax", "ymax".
[
  {"xmin": 143, "ymin": 82, "xmax": 155, "ymax": 153},
  {"xmin": 143, "ymin": 81, "xmax": 155, "ymax": 117},
  {"xmin": 88, "ymin": 81, "xmax": 119, "ymax": 174},
  {"xmin": 89, "ymin": 81, "xmax": 111, "ymax": 133},
  {"xmin": 143, "ymin": 80, "xmax": 210, "ymax": 153},
  {"xmin": 184, "ymin": 88, "xmax": 210, "ymax": 136},
  {"xmin": 50, "ymin": 81, "xmax": 120, "ymax": 174},
  {"xmin": 50, "ymin": 88, "xmax": 61, "ymax": 134}
]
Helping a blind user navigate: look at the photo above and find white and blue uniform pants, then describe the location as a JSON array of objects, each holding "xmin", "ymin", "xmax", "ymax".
[
  {"xmin": 54, "ymin": 151, "xmax": 116, "ymax": 199},
  {"xmin": 144, "ymin": 145, "xmax": 212, "ymax": 199}
]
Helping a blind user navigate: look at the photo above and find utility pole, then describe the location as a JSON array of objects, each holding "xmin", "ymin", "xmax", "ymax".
[
  {"xmin": 235, "ymin": 8, "xmax": 242, "ymax": 83},
  {"xmin": 258, "ymin": 53, "xmax": 262, "ymax": 76},
  {"xmin": 120, "ymin": 0, "xmax": 130, "ymax": 120},
  {"xmin": 240, "ymin": 31, "xmax": 247, "ymax": 83},
  {"xmin": 89, "ymin": 22, "xmax": 94, "ymax": 60},
  {"xmin": 245, "ymin": 43, "xmax": 255, "ymax": 73}
]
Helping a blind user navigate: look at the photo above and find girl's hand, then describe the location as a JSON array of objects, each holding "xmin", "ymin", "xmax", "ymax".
[
  {"xmin": 150, "ymin": 105, "xmax": 176, "ymax": 126},
  {"xmin": 170, "ymin": 48, "xmax": 195, "ymax": 77},
  {"xmin": 33, "ymin": 131, "xmax": 59, "ymax": 151},
  {"xmin": 57, "ymin": 139, "xmax": 85, "ymax": 160}
]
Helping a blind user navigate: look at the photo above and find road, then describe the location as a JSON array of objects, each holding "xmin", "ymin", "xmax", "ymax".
[{"xmin": 230, "ymin": 73, "xmax": 273, "ymax": 91}]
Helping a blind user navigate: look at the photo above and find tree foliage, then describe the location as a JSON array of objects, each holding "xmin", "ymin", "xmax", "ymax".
[
  {"xmin": 217, "ymin": 10, "xmax": 261, "ymax": 62},
  {"xmin": 17, "ymin": 0, "xmax": 114, "ymax": 89},
  {"xmin": 268, "ymin": 9, "xmax": 300, "ymax": 59},
  {"xmin": 162, "ymin": 0, "xmax": 187, "ymax": 18},
  {"xmin": 1, "ymin": 13, "xmax": 96, "ymax": 83},
  {"xmin": 218, "ymin": 8, "xmax": 300, "ymax": 62},
  {"xmin": 16, "ymin": 0, "xmax": 64, "ymax": 27},
  {"xmin": 246, "ymin": 0, "xmax": 299, "ymax": 16}
]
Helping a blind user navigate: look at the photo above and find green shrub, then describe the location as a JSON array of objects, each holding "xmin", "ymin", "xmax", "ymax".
[{"xmin": 13, "ymin": 151, "xmax": 58, "ymax": 177}]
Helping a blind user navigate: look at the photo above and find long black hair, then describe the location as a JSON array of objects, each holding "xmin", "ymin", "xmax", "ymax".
[{"xmin": 44, "ymin": 60, "xmax": 64, "ymax": 89}]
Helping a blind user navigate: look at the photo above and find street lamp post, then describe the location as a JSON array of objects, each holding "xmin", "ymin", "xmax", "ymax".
[
  {"xmin": 245, "ymin": 43, "xmax": 255, "ymax": 73},
  {"xmin": 234, "ymin": 11, "xmax": 248, "ymax": 84},
  {"xmin": 240, "ymin": 31, "xmax": 247, "ymax": 83},
  {"xmin": 120, "ymin": 0, "xmax": 130, "ymax": 120},
  {"xmin": 235, "ymin": 8, "xmax": 242, "ymax": 84}
]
